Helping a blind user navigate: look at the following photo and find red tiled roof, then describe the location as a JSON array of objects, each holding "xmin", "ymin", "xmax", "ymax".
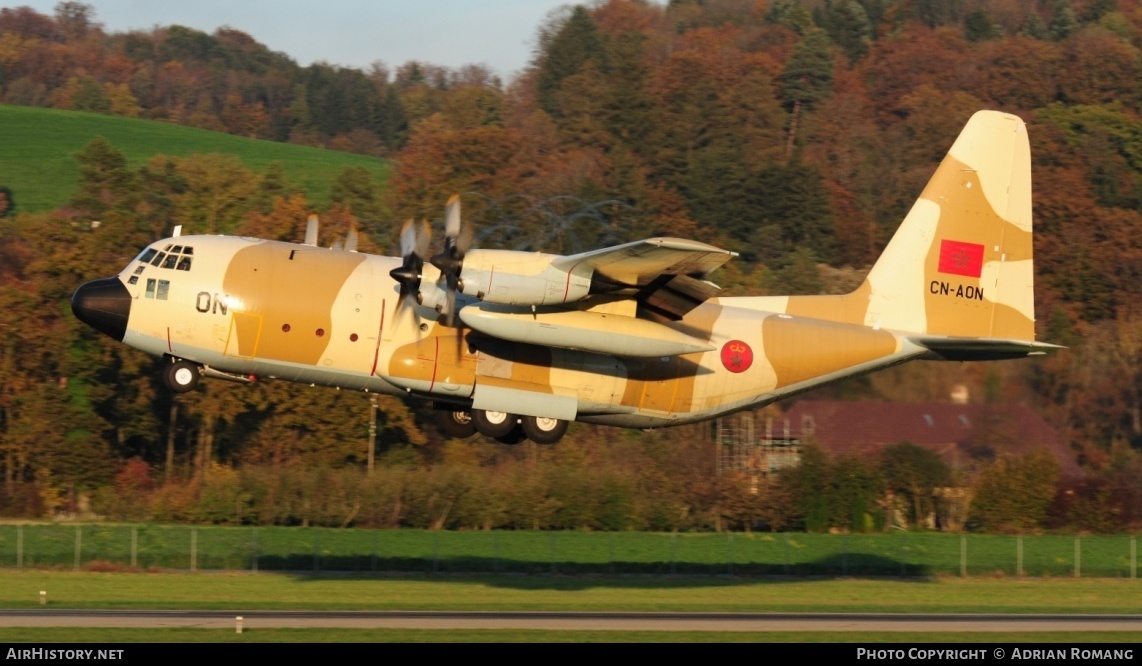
[{"xmin": 779, "ymin": 400, "xmax": 1080, "ymax": 478}]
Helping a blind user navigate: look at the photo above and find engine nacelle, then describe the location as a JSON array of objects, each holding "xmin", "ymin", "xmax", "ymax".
[{"xmin": 458, "ymin": 249, "xmax": 593, "ymax": 306}]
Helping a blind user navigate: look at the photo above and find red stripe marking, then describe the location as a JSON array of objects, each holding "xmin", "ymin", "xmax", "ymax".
[
  {"xmin": 370, "ymin": 299, "xmax": 385, "ymax": 376},
  {"xmin": 428, "ymin": 337, "xmax": 440, "ymax": 391},
  {"xmin": 563, "ymin": 261, "xmax": 582, "ymax": 303}
]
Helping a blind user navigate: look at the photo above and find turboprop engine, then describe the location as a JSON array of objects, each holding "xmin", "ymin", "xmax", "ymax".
[{"xmin": 456, "ymin": 249, "xmax": 593, "ymax": 306}]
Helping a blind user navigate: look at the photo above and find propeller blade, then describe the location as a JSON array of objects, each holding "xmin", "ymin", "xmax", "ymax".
[
  {"xmin": 331, "ymin": 238, "xmax": 343, "ymax": 251},
  {"xmin": 416, "ymin": 219, "xmax": 431, "ymax": 258},
  {"xmin": 443, "ymin": 194, "xmax": 473, "ymax": 257},
  {"xmin": 399, "ymin": 218, "xmax": 418, "ymax": 258},
  {"xmin": 445, "ymin": 194, "xmax": 461, "ymax": 239},
  {"xmin": 442, "ymin": 285, "xmax": 457, "ymax": 327},
  {"xmin": 393, "ymin": 217, "xmax": 431, "ymax": 314}
]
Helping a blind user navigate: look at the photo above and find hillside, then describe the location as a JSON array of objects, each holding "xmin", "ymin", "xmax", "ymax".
[{"xmin": 0, "ymin": 104, "xmax": 388, "ymax": 213}]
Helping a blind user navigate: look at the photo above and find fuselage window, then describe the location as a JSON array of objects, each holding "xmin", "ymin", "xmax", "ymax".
[
  {"xmin": 156, "ymin": 280, "xmax": 170, "ymax": 300},
  {"xmin": 150, "ymin": 252, "xmax": 167, "ymax": 267},
  {"xmin": 161, "ymin": 253, "xmax": 178, "ymax": 269},
  {"xmin": 176, "ymin": 256, "xmax": 192, "ymax": 271},
  {"xmin": 145, "ymin": 278, "xmax": 156, "ymax": 299},
  {"xmin": 138, "ymin": 248, "xmax": 158, "ymax": 264}
]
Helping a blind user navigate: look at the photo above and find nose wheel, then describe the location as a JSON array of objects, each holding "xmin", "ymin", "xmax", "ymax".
[{"xmin": 163, "ymin": 359, "xmax": 201, "ymax": 393}]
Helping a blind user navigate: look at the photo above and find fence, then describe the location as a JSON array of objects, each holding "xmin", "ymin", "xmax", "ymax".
[{"xmin": 0, "ymin": 525, "xmax": 1136, "ymax": 578}]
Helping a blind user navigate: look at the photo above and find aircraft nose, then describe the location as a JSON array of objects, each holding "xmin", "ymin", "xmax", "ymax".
[{"xmin": 71, "ymin": 277, "xmax": 132, "ymax": 342}]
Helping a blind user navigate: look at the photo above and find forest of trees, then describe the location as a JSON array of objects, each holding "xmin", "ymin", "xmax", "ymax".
[{"xmin": 0, "ymin": 0, "xmax": 1139, "ymax": 532}]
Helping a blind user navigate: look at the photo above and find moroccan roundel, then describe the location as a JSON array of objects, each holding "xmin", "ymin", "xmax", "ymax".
[{"xmin": 720, "ymin": 339, "xmax": 753, "ymax": 373}]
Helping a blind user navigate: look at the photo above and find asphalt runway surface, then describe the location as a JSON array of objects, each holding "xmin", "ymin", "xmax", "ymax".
[{"xmin": 0, "ymin": 610, "xmax": 1139, "ymax": 632}]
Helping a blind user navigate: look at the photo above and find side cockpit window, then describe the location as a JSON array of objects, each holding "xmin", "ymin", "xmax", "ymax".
[{"xmin": 144, "ymin": 278, "xmax": 170, "ymax": 300}]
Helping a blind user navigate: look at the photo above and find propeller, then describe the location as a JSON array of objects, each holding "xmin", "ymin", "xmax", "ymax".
[
  {"xmin": 429, "ymin": 194, "xmax": 473, "ymax": 326},
  {"xmin": 389, "ymin": 218, "xmax": 431, "ymax": 314}
]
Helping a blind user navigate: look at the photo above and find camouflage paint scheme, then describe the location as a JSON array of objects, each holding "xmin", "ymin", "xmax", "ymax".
[{"xmin": 92, "ymin": 111, "xmax": 1054, "ymax": 434}]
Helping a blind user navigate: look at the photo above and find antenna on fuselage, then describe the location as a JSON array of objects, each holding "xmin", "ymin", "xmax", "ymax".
[
  {"xmin": 172, "ymin": 225, "xmax": 182, "ymax": 238},
  {"xmin": 304, "ymin": 215, "xmax": 319, "ymax": 246}
]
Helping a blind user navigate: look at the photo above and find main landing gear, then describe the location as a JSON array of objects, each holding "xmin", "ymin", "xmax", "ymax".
[{"xmin": 435, "ymin": 406, "xmax": 568, "ymax": 445}]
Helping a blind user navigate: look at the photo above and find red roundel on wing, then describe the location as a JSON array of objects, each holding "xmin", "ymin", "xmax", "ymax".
[{"xmin": 720, "ymin": 340, "xmax": 753, "ymax": 373}]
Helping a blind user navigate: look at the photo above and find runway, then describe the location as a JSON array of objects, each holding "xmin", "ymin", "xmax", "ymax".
[{"xmin": 0, "ymin": 610, "xmax": 1139, "ymax": 632}]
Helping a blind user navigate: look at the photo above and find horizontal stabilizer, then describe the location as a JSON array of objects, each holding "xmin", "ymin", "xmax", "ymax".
[{"xmin": 910, "ymin": 336, "xmax": 1065, "ymax": 361}]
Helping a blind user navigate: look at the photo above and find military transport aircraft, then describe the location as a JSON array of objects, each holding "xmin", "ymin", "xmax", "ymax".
[{"xmin": 71, "ymin": 110, "xmax": 1059, "ymax": 445}]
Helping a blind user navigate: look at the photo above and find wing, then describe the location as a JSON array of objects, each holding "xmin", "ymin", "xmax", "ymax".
[
  {"xmin": 553, "ymin": 237, "xmax": 736, "ymax": 286},
  {"xmin": 552, "ymin": 237, "xmax": 736, "ymax": 321}
]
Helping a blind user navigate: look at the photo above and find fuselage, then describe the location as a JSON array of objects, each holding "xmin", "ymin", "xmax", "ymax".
[{"xmin": 72, "ymin": 234, "xmax": 924, "ymax": 429}]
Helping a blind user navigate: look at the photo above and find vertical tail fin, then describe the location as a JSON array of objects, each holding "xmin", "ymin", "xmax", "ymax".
[
  {"xmin": 864, "ymin": 110, "xmax": 1034, "ymax": 340},
  {"xmin": 737, "ymin": 111, "xmax": 1038, "ymax": 343}
]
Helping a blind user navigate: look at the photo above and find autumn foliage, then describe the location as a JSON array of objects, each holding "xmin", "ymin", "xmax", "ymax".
[{"xmin": 0, "ymin": 1, "xmax": 1140, "ymax": 531}]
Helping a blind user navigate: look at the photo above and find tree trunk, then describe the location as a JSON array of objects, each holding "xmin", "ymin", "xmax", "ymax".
[
  {"xmin": 165, "ymin": 403, "xmax": 178, "ymax": 484},
  {"xmin": 785, "ymin": 99, "xmax": 802, "ymax": 161}
]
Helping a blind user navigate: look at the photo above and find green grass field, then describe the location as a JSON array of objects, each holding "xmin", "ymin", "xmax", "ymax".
[
  {"xmin": 1, "ymin": 571, "xmax": 1139, "ymax": 613},
  {"xmin": 0, "ymin": 571, "xmax": 1138, "ymax": 642},
  {"xmin": 2, "ymin": 525, "xmax": 1136, "ymax": 579},
  {"xmin": 0, "ymin": 105, "xmax": 388, "ymax": 213}
]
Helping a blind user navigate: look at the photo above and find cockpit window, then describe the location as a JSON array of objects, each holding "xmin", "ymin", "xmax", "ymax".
[
  {"xmin": 176, "ymin": 256, "xmax": 192, "ymax": 271},
  {"xmin": 138, "ymin": 248, "xmax": 158, "ymax": 264},
  {"xmin": 171, "ymin": 245, "xmax": 184, "ymax": 254},
  {"xmin": 150, "ymin": 252, "xmax": 167, "ymax": 267},
  {"xmin": 161, "ymin": 253, "xmax": 178, "ymax": 269},
  {"xmin": 163, "ymin": 244, "xmax": 173, "ymax": 251},
  {"xmin": 182, "ymin": 247, "xmax": 194, "ymax": 256},
  {"xmin": 156, "ymin": 280, "xmax": 170, "ymax": 300},
  {"xmin": 145, "ymin": 278, "xmax": 156, "ymax": 298}
]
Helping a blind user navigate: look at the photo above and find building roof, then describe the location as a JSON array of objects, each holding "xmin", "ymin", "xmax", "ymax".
[{"xmin": 778, "ymin": 400, "xmax": 1080, "ymax": 478}]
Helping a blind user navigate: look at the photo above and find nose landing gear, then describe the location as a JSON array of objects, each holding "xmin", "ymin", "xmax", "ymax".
[{"xmin": 163, "ymin": 359, "xmax": 201, "ymax": 393}]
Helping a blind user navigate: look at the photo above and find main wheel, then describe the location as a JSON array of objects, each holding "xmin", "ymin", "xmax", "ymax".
[
  {"xmin": 163, "ymin": 360, "xmax": 200, "ymax": 393},
  {"xmin": 437, "ymin": 408, "xmax": 477, "ymax": 439},
  {"xmin": 494, "ymin": 424, "xmax": 528, "ymax": 445},
  {"xmin": 472, "ymin": 409, "xmax": 517, "ymax": 439},
  {"xmin": 521, "ymin": 415, "xmax": 568, "ymax": 445}
]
